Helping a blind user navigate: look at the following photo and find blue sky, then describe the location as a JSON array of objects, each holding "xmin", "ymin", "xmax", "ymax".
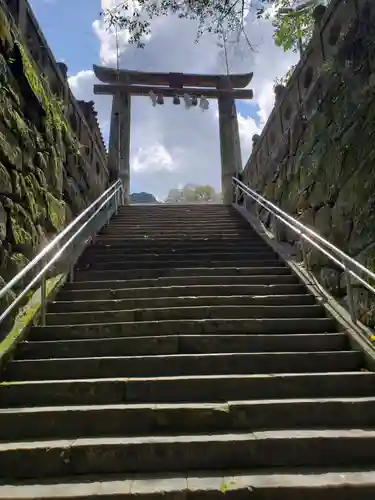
[
  {"xmin": 29, "ymin": 0, "xmax": 259, "ymax": 120},
  {"xmin": 28, "ymin": 0, "xmax": 293, "ymax": 198},
  {"xmin": 30, "ymin": 0, "xmax": 101, "ymax": 76},
  {"xmin": 30, "ymin": 0, "xmax": 259, "ymax": 119}
]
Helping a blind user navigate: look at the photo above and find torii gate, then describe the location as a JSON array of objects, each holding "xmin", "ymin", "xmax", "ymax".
[{"xmin": 93, "ymin": 65, "xmax": 253, "ymax": 204}]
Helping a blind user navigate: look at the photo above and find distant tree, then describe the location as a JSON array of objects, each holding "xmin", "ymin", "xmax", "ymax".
[
  {"xmin": 130, "ymin": 192, "xmax": 158, "ymax": 203},
  {"xmin": 165, "ymin": 184, "xmax": 221, "ymax": 203},
  {"xmin": 165, "ymin": 188, "xmax": 185, "ymax": 204}
]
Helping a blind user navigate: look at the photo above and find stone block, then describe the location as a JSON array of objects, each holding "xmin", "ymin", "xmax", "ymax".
[
  {"xmin": 0, "ymin": 201, "xmax": 7, "ymax": 241},
  {"xmin": 0, "ymin": 162, "xmax": 12, "ymax": 196}
]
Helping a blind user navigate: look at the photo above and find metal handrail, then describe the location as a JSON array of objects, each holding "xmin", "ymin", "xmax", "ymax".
[
  {"xmin": 233, "ymin": 177, "xmax": 375, "ymax": 323},
  {"xmin": 0, "ymin": 179, "xmax": 123, "ymax": 327}
]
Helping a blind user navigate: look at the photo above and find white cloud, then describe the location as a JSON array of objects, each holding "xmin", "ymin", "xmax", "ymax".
[{"xmin": 67, "ymin": 3, "xmax": 297, "ymax": 200}]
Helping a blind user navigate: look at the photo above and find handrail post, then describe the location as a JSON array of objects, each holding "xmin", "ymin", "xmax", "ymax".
[
  {"xmin": 68, "ymin": 263, "xmax": 74, "ymax": 283},
  {"xmin": 121, "ymin": 184, "xmax": 125, "ymax": 206},
  {"xmin": 115, "ymin": 189, "xmax": 119, "ymax": 214},
  {"xmin": 343, "ymin": 262, "xmax": 357, "ymax": 322},
  {"xmin": 40, "ymin": 275, "xmax": 47, "ymax": 326},
  {"xmin": 106, "ymin": 193, "xmax": 112, "ymax": 226},
  {"xmin": 300, "ymin": 237, "xmax": 310, "ymax": 271}
]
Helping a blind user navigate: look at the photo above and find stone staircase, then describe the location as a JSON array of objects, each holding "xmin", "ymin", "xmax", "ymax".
[{"xmin": 1, "ymin": 204, "xmax": 375, "ymax": 498}]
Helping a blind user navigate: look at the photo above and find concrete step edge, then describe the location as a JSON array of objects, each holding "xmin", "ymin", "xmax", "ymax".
[
  {"xmin": 49, "ymin": 294, "xmax": 315, "ymax": 309},
  {"xmin": 74, "ymin": 266, "xmax": 290, "ymax": 272},
  {"xmin": 63, "ymin": 276, "xmax": 298, "ymax": 291},
  {"xmin": 77, "ymin": 263, "xmax": 284, "ymax": 271},
  {"xmin": 1, "ymin": 468, "xmax": 375, "ymax": 498},
  {"xmin": 78, "ymin": 257, "xmax": 281, "ymax": 265},
  {"xmin": 3, "ymin": 396, "xmax": 375, "ymax": 414},
  {"xmin": 17, "ymin": 333, "xmax": 347, "ymax": 359},
  {"xmin": 32, "ymin": 317, "xmax": 337, "ymax": 333},
  {"xmin": 58, "ymin": 284, "xmax": 306, "ymax": 294},
  {"xmin": 3, "ymin": 429, "xmax": 375, "ymax": 451},
  {"xmin": 21, "ymin": 332, "xmax": 347, "ymax": 345},
  {"xmin": 11, "ymin": 350, "xmax": 359, "ymax": 363},
  {"xmin": 0, "ymin": 371, "xmax": 370, "ymax": 386},
  {"xmin": 46, "ymin": 303, "xmax": 323, "ymax": 317}
]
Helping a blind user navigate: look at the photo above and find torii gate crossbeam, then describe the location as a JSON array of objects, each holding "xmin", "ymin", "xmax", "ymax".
[{"xmin": 93, "ymin": 64, "xmax": 254, "ymax": 204}]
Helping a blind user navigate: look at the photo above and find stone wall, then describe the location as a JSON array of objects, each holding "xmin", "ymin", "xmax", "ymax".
[
  {"xmin": 242, "ymin": 0, "xmax": 375, "ymax": 325},
  {"xmin": 0, "ymin": 0, "xmax": 109, "ymax": 291}
]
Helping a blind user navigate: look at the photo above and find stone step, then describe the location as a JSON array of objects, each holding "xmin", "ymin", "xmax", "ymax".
[
  {"xmin": 98, "ymin": 226, "xmax": 254, "ymax": 232},
  {"xmin": 102, "ymin": 223, "xmax": 254, "ymax": 231},
  {"xmin": 101, "ymin": 212, "xmax": 246, "ymax": 218},
  {"xmin": 113, "ymin": 217, "xmax": 245, "ymax": 220},
  {"xmin": 57, "ymin": 283, "xmax": 308, "ymax": 302},
  {"xmin": 98, "ymin": 231, "xmax": 255, "ymax": 239},
  {"xmin": 86, "ymin": 246, "xmax": 272, "ymax": 256},
  {"xmin": 79, "ymin": 250, "xmax": 277, "ymax": 263},
  {"xmin": 79, "ymin": 250, "xmax": 280, "ymax": 262},
  {"xmin": 105, "ymin": 222, "xmax": 252, "ymax": 230},
  {"xmin": 63, "ymin": 275, "xmax": 300, "ymax": 292},
  {"xmin": 1, "ymin": 372, "xmax": 373, "ymax": 407},
  {"xmin": 113, "ymin": 214, "xmax": 241, "ymax": 219},
  {"xmin": 99, "ymin": 225, "xmax": 253, "ymax": 232},
  {"xmin": 73, "ymin": 267, "xmax": 292, "ymax": 282},
  {"xmin": 3, "ymin": 430, "xmax": 375, "ymax": 479},
  {"xmin": 80, "ymin": 254, "xmax": 281, "ymax": 266},
  {"xmin": 76, "ymin": 259, "xmax": 283, "ymax": 272},
  {"xmin": 4, "ymin": 351, "xmax": 361, "ymax": 381},
  {"xmin": 44, "ymin": 304, "xmax": 326, "ymax": 326},
  {"xmin": 16, "ymin": 333, "xmax": 348, "ymax": 359},
  {"xmin": 1, "ymin": 468, "xmax": 375, "ymax": 499},
  {"xmin": 95, "ymin": 236, "xmax": 260, "ymax": 242},
  {"xmin": 29, "ymin": 317, "xmax": 337, "ymax": 341},
  {"xmin": 98, "ymin": 233, "xmax": 258, "ymax": 241},
  {"xmin": 116, "ymin": 207, "xmax": 230, "ymax": 212},
  {"xmin": 49, "ymin": 293, "xmax": 316, "ymax": 313},
  {"xmin": 84, "ymin": 242, "xmax": 271, "ymax": 253},
  {"xmin": 112, "ymin": 205, "xmax": 236, "ymax": 211},
  {"xmin": 1, "ymin": 397, "xmax": 375, "ymax": 442},
  {"xmin": 96, "ymin": 232, "xmax": 260, "ymax": 238}
]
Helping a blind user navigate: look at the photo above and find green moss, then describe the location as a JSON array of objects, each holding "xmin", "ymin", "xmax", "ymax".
[
  {"xmin": 8, "ymin": 107, "xmax": 34, "ymax": 151},
  {"xmin": 0, "ymin": 162, "xmax": 12, "ymax": 195},
  {"xmin": 35, "ymin": 168, "xmax": 47, "ymax": 188},
  {"xmin": 9, "ymin": 203, "xmax": 38, "ymax": 253},
  {"xmin": 10, "ymin": 170, "xmax": 21, "ymax": 199},
  {"xmin": 48, "ymin": 147, "xmax": 63, "ymax": 196},
  {"xmin": 0, "ymin": 129, "xmax": 22, "ymax": 170},
  {"xmin": 17, "ymin": 174, "xmax": 46, "ymax": 224},
  {"xmin": 27, "ymin": 173, "xmax": 47, "ymax": 221},
  {"xmin": 0, "ymin": 92, "xmax": 32, "ymax": 150},
  {"xmin": 0, "ymin": 7, "xmax": 13, "ymax": 51},
  {"xmin": 219, "ymin": 479, "xmax": 237, "ymax": 494},
  {"xmin": 0, "ymin": 274, "xmax": 63, "ymax": 360},
  {"xmin": 15, "ymin": 41, "xmax": 71, "ymax": 140},
  {"xmin": 35, "ymin": 151, "xmax": 48, "ymax": 171},
  {"xmin": 31, "ymin": 126, "xmax": 45, "ymax": 151},
  {"xmin": 8, "ymin": 252, "xmax": 28, "ymax": 276},
  {"xmin": 45, "ymin": 191, "xmax": 66, "ymax": 231}
]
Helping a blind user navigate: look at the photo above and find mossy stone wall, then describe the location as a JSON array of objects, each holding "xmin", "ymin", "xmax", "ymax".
[
  {"xmin": 243, "ymin": 1, "xmax": 375, "ymax": 326},
  {"xmin": 0, "ymin": 4, "xmax": 107, "ymax": 295}
]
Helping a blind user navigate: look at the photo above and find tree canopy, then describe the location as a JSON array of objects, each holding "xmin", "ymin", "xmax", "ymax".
[
  {"xmin": 103, "ymin": 0, "xmax": 323, "ymax": 53},
  {"xmin": 165, "ymin": 184, "xmax": 222, "ymax": 203}
]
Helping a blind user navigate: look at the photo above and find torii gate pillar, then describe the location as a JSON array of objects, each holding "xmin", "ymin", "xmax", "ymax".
[
  {"xmin": 108, "ymin": 92, "xmax": 131, "ymax": 204},
  {"xmin": 218, "ymin": 77, "xmax": 242, "ymax": 205}
]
